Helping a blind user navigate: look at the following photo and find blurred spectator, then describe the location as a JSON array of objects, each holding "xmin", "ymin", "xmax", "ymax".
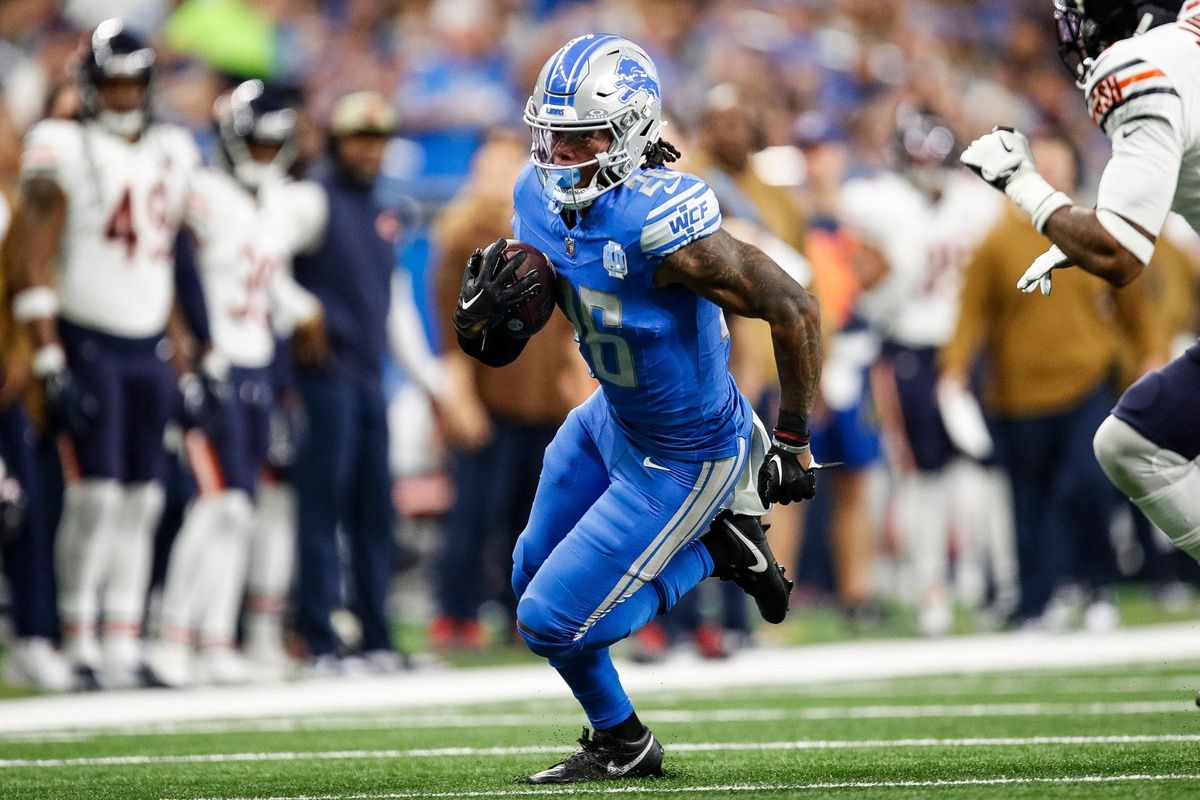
[
  {"xmin": 303, "ymin": 0, "xmax": 402, "ymax": 123},
  {"xmin": 289, "ymin": 91, "xmax": 445, "ymax": 673},
  {"xmin": 0, "ymin": 179, "xmax": 69, "ymax": 691},
  {"xmin": 0, "ymin": 100, "xmax": 20, "ymax": 187},
  {"xmin": 393, "ymin": 0, "xmax": 516, "ymax": 202},
  {"xmin": 939, "ymin": 132, "xmax": 1167, "ymax": 631},
  {"xmin": 794, "ymin": 113, "xmax": 884, "ymax": 626},
  {"xmin": 840, "ymin": 105, "xmax": 1006, "ymax": 637},
  {"xmin": 2, "ymin": 18, "xmax": 80, "ymax": 134},
  {"xmin": 429, "ymin": 131, "xmax": 586, "ymax": 650}
]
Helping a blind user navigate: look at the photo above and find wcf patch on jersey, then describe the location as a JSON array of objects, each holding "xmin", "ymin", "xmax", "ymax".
[{"xmin": 603, "ymin": 240, "xmax": 627, "ymax": 279}]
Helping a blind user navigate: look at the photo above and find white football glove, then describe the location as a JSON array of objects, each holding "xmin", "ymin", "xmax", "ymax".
[
  {"xmin": 1017, "ymin": 244, "xmax": 1073, "ymax": 296},
  {"xmin": 935, "ymin": 378, "xmax": 993, "ymax": 461},
  {"xmin": 960, "ymin": 126, "xmax": 1036, "ymax": 190},
  {"xmin": 961, "ymin": 126, "xmax": 1071, "ymax": 232}
]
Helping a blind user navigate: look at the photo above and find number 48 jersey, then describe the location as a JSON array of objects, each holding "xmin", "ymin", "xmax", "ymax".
[
  {"xmin": 20, "ymin": 119, "xmax": 198, "ymax": 338},
  {"xmin": 512, "ymin": 164, "xmax": 749, "ymax": 461}
]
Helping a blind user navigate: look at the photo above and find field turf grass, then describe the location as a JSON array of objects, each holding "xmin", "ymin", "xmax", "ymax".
[{"xmin": 2, "ymin": 660, "xmax": 1199, "ymax": 799}]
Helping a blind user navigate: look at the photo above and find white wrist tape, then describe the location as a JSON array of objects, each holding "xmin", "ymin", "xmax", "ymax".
[
  {"xmin": 32, "ymin": 344, "xmax": 66, "ymax": 378},
  {"xmin": 201, "ymin": 350, "xmax": 231, "ymax": 382},
  {"xmin": 1096, "ymin": 208, "xmax": 1156, "ymax": 266},
  {"xmin": 772, "ymin": 437, "xmax": 811, "ymax": 456},
  {"xmin": 1005, "ymin": 171, "xmax": 1072, "ymax": 233},
  {"xmin": 12, "ymin": 287, "xmax": 58, "ymax": 323}
]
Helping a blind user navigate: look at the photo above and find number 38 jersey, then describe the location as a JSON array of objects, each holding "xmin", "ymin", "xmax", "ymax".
[
  {"xmin": 512, "ymin": 163, "xmax": 749, "ymax": 461},
  {"xmin": 185, "ymin": 169, "xmax": 320, "ymax": 368},
  {"xmin": 20, "ymin": 119, "xmax": 198, "ymax": 338}
]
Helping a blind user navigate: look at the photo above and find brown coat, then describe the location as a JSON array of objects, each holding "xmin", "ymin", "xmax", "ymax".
[{"xmin": 940, "ymin": 207, "xmax": 1166, "ymax": 417}]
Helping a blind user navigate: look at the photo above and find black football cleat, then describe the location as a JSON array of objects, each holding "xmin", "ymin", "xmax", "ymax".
[
  {"xmin": 73, "ymin": 664, "xmax": 102, "ymax": 692},
  {"xmin": 524, "ymin": 727, "xmax": 664, "ymax": 784},
  {"xmin": 702, "ymin": 510, "xmax": 793, "ymax": 624}
]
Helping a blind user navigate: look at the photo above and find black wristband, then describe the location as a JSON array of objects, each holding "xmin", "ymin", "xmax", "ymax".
[{"xmin": 774, "ymin": 410, "xmax": 810, "ymax": 444}]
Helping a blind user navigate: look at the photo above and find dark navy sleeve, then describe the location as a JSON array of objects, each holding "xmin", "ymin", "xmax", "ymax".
[{"xmin": 173, "ymin": 228, "xmax": 211, "ymax": 348}]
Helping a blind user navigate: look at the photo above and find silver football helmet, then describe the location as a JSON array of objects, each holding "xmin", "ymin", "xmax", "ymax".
[{"xmin": 524, "ymin": 34, "xmax": 664, "ymax": 210}]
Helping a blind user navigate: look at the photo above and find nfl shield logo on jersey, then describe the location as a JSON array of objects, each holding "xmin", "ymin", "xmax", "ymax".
[
  {"xmin": 603, "ymin": 240, "xmax": 627, "ymax": 279},
  {"xmin": 565, "ymin": 236, "xmax": 575, "ymax": 257}
]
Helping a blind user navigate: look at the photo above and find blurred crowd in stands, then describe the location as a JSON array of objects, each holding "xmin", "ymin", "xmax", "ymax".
[{"xmin": 0, "ymin": 0, "xmax": 1197, "ymax": 691}]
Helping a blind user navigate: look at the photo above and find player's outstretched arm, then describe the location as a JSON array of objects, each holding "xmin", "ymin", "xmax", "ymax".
[
  {"xmin": 962, "ymin": 124, "xmax": 1178, "ymax": 292},
  {"xmin": 1039, "ymin": 206, "xmax": 1147, "ymax": 287}
]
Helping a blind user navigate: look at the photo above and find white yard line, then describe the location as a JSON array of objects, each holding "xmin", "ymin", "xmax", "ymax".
[
  {"xmin": 648, "ymin": 671, "xmax": 1200, "ymax": 701},
  {"xmin": 1, "ymin": 699, "xmax": 1189, "ymax": 742},
  {"xmin": 159, "ymin": 774, "xmax": 1200, "ymax": 800},
  {"xmin": 4, "ymin": 734, "xmax": 1199, "ymax": 769},
  {"xmin": 3, "ymin": 622, "xmax": 1199, "ymax": 734}
]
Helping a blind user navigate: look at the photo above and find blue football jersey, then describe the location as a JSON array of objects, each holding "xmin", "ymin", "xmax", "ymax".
[{"xmin": 512, "ymin": 163, "xmax": 749, "ymax": 460}]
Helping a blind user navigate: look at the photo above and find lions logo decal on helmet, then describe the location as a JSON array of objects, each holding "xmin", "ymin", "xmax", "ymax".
[{"xmin": 613, "ymin": 56, "xmax": 660, "ymax": 104}]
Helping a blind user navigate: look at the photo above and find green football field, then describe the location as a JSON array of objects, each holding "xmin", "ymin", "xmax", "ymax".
[{"xmin": 2, "ymin": 661, "xmax": 1200, "ymax": 800}]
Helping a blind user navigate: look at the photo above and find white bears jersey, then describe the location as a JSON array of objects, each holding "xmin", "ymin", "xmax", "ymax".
[
  {"xmin": 20, "ymin": 119, "xmax": 198, "ymax": 337},
  {"xmin": 1084, "ymin": 3, "xmax": 1200, "ymax": 260},
  {"xmin": 839, "ymin": 170, "xmax": 1003, "ymax": 348},
  {"xmin": 185, "ymin": 169, "xmax": 321, "ymax": 368}
]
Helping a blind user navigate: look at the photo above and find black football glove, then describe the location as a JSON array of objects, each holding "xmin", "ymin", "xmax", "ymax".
[
  {"xmin": 0, "ymin": 457, "xmax": 25, "ymax": 543},
  {"xmin": 43, "ymin": 369, "xmax": 92, "ymax": 438},
  {"xmin": 178, "ymin": 372, "xmax": 208, "ymax": 430},
  {"xmin": 452, "ymin": 238, "xmax": 541, "ymax": 336},
  {"xmin": 177, "ymin": 370, "xmax": 229, "ymax": 434},
  {"xmin": 757, "ymin": 410, "xmax": 828, "ymax": 506}
]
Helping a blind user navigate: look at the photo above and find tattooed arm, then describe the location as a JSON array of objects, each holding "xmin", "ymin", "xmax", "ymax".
[
  {"xmin": 654, "ymin": 228, "xmax": 822, "ymax": 458},
  {"xmin": 1041, "ymin": 207, "xmax": 1148, "ymax": 287}
]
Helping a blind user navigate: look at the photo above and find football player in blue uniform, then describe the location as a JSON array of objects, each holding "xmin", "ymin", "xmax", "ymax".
[{"xmin": 453, "ymin": 35, "xmax": 822, "ymax": 783}]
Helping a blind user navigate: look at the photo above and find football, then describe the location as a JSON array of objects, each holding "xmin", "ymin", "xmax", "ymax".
[{"xmin": 501, "ymin": 240, "xmax": 558, "ymax": 338}]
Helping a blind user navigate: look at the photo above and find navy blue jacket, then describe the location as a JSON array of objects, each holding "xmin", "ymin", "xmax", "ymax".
[{"xmin": 293, "ymin": 166, "xmax": 394, "ymax": 390}]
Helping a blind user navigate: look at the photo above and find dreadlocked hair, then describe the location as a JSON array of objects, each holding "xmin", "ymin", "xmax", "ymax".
[{"xmin": 643, "ymin": 138, "xmax": 681, "ymax": 169}]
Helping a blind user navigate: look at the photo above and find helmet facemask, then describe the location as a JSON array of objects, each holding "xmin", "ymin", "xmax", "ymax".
[
  {"xmin": 84, "ymin": 72, "xmax": 153, "ymax": 138},
  {"xmin": 526, "ymin": 102, "xmax": 654, "ymax": 211}
]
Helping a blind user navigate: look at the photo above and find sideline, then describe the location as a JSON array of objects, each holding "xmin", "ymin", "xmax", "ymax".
[
  {"xmin": 0, "ymin": 699, "xmax": 1190, "ymax": 742},
  {"xmin": 1, "ymin": 621, "xmax": 1198, "ymax": 734}
]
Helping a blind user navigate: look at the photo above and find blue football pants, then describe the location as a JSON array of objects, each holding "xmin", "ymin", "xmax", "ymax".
[{"xmin": 512, "ymin": 392, "xmax": 746, "ymax": 728}]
